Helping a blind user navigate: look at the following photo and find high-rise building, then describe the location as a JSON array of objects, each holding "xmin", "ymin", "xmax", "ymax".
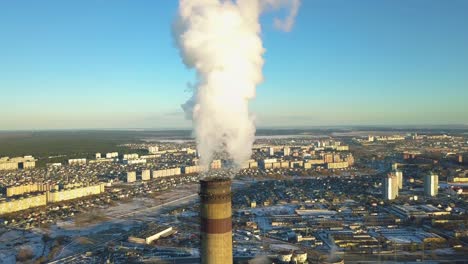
[
  {"xmin": 199, "ymin": 178, "xmax": 233, "ymax": 264},
  {"xmin": 395, "ymin": 169, "xmax": 403, "ymax": 189},
  {"xmin": 127, "ymin": 171, "xmax": 136, "ymax": 183},
  {"xmin": 269, "ymin": 147, "xmax": 275, "ymax": 156},
  {"xmin": 384, "ymin": 173, "xmax": 398, "ymax": 200},
  {"xmin": 424, "ymin": 172, "xmax": 438, "ymax": 197},
  {"xmin": 283, "ymin": 147, "xmax": 290, "ymax": 156}
]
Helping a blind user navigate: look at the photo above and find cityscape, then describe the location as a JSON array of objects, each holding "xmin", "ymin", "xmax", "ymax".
[
  {"xmin": 1, "ymin": 0, "xmax": 468, "ymax": 264},
  {"xmin": 0, "ymin": 130, "xmax": 467, "ymax": 263}
]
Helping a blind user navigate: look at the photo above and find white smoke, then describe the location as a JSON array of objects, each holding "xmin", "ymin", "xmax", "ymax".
[{"xmin": 174, "ymin": 0, "xmax": 300, "ymax": 169}]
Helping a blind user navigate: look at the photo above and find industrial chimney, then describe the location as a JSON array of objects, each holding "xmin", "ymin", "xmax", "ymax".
[{"xmin": 199, "ymin": 177, "xmax": 233, "ymax": 264}]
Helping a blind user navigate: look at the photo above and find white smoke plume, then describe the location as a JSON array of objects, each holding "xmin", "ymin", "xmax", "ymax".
[{"xmin": 174, "ymin": 0, "xmax": 300, "ymax": 169}]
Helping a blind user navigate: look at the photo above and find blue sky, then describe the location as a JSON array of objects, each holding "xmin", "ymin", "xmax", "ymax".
[{"xmin": 1, "ymin": 0, "xmax": 467, "ymax": 130}]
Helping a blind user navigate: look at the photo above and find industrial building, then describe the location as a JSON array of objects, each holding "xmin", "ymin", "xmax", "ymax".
[
  {"xmin": 390, "ymin": 204, "xmax": 450, "ymax": 219},
  {"xmin": 128, "ymin": 226, "xmax": 175, "ymax": 245},
  {"xmin": 424, "ymin": 172, "xmax": 439, "ymax": 197}
]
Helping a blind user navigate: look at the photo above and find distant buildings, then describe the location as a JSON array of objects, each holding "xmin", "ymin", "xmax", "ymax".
[
  {"xmin": 127, "ymin": 171, "xmax": 137, "ymax": 183},
  {"xmin": 210, "ymin": 159, "xmax": 222, "ymax": 169},
  {"xmin": 327, "ymin": 161, "xmax": 349, "ymax": 169},
  {"xmin": 269, "ymin": 147, "xmax": 275, "ymax": 156},
  {"xmin": 181, "ymin": 165, "xmax": 202, "ymax": 174},
  {"xmin": 335, "ymin": 145, "xmax": 349, "ymax": 151},
  {"xmin": 46, "ymin": 184, "xmax": 105, "ymax": 203},
  {"xmin": 153, "ymin": 167, "xmax": 182, "ymax": 178},
  {"xmin": 68, "ymin": 158, "xmax": 87, "ymax": 165},
  {"xmin": 395, "ymin": 169, "xmax": 403, "ymax": 189},
  {"xmin": 0, "ymin": 183, "xmax": 105, "ymax": 215},
  {"xmin": 424, "ymin": 172, "xmax": 439, "ymax": 197},
  {"xmin": 283, "ymin": 147, "xmax": 290, "ymax": 156},
  {"xmin": 141, "ymin": 170, "xmax": 151, "ymax": 181},
  {"xmin": 122, "ymin": 153, "xmax": 139, "ymax": 160},
  {"xmin": 6, "ymin": 183, "xmax": 58, "ymax": 197},
  {"xmin": 0, "ymin": 194, "xmax": 47, "ymax": 215},
  {"xmin": 122, "ymin": 158, "xmax": 146, "ymax": 165},
  {"xmin": 0, "ymin": 156, "xmax": 36, "ymax": 171},
  {"xmin": 148, "ymin": 146, "xmax": 159, "ymax": 154},
  {"xmin": 106, "ymin": 152, "xmax": 119, "ymax": 159},
  {"xmin": 242, "ymin": 159, "xmax": 258, "ymax": 169},
  {"xmin": 366, "ymin": 135, "xmax": 405, "ymax": 142},
  {"xmin": 384, "ymin": 173, "xmax": 399, "ymax": 200},
  {"xmin": 128, "ymin": 226, "xmax": 174, "ymax": 245}
]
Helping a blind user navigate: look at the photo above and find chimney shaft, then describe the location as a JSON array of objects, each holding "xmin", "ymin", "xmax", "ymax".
[{"xmin": 199, "ymin": 177, "xmax": 233, "ymax": 264}]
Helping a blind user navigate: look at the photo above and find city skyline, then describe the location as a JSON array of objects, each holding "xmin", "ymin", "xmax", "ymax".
[{"xmin": 2, "ymin": 0, "xmax": 468, "ymax": 130}]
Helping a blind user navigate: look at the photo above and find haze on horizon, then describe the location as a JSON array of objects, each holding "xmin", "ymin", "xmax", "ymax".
[{"xmin": 1, "ymin": 0, "xmax": 468, "ymax": 130}]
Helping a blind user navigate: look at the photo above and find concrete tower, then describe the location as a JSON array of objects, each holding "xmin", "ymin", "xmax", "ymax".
[{"xmin": 200, "ymin": 177, "xmax": 233, "ymax": 264}]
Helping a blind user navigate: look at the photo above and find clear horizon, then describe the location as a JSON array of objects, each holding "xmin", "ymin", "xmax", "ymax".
[
  {"xmin": 1, "ymin": 0, "xmax": 468, "ymax": 130},
  {"xmin": 1, "ymin": 123, "xmax": 468, "ymax": 132}
]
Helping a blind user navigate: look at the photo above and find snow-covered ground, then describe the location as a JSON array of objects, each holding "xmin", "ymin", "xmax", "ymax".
[
  {"xmin": 1, "ymin": 182, "xmax": 200, "ymax": 262},
  {"xmin": 0, "ymin": 228, "xmax": 45, "ymax": 264}
]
